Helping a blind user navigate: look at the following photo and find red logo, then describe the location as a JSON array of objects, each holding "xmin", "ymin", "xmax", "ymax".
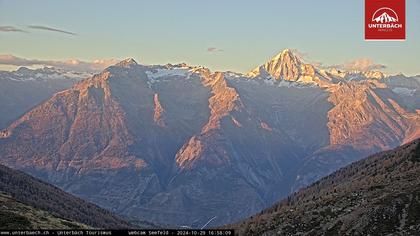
[{"xmin": 365, "ymin": 0, "xmax": 405, "ymax": 40}]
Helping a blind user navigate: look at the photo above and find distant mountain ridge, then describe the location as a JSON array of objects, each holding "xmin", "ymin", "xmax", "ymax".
[
  {"xmin": 230, "ymin": 138, "xmax": 420, "ymax": 235},
  {"xmin": 0, "ymin": 67, "xmax": 86, "ymax": 129},
  {"xmin": 0, "ymin": 49, "xmax": 419, "ymax": 227},
  {"xmin": 0, "ymin": 66, "xmax": 90, "ymax": 82}
]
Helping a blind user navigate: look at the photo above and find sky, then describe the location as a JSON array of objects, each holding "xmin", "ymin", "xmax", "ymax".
[{"xmin": 0, "ymin": 0, "xmax": 419, "ymax": 75}]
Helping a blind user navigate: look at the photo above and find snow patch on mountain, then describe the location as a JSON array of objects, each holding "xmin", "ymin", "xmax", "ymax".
[
  {"xmin": 392, "ymin": 87, "xmax": 416, "ymax": 97},
  {"xmin": 145, "ymin": 68, "xmax": 191, "ymax": 80},
  {"xmin": 226, "ymin": 72, "xmax": 316, "ymax": 89}
]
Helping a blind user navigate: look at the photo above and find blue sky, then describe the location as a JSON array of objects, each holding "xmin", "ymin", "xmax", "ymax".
[{"xmin": 0, "ymin": 0, "xmax": 419, "ymax": 75}]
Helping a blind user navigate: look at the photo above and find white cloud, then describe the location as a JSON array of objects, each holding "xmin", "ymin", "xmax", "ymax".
[
  {"xmin": 330, "ymin": 58, "xmax": 386, "ymax": 71},
  {"xmin": 287, "ymin": 48, "xmax": 323, "ymax": 67},
  {"xmin": 0, "ymin": 26, "xmax": 27, "ymax": 33},
  {"xmin": 0, "ymin": 55, "xmax": 119, "ymax": 72}
]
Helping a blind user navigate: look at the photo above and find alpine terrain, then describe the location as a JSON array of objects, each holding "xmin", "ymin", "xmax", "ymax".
[
  {"xmin": 0, "ymin": 67, "xmax": 87, "ymax": 129},
  {"xmin": 231, "ymin": 138, "xmax": 420, "ymax": 235},
  {"xmin": 0, "ymin": 49, "xmax": 419, "ymax": 227}
]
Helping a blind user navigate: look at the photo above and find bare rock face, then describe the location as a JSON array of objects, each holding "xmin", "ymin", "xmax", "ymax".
[
  {"xmin": 327, "ymin": 82, "xmax": 415, "ymax": 149},
  {"xmin": 0, "ymin": 53, "xmax": 419, "ymax": 227},
  {"xmin": 176, "ymin": 72, "xmax": 244, "ymax": 169},
  {"xmin": 153, "ymin": 93, "xmax": 166, "ymax": 127}
]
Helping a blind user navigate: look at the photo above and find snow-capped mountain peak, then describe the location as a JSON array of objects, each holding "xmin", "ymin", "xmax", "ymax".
[
  {"xmin": 248, "ymin": 49, "xmax": 303, "ymax": 79},
  {"xmin": 115, "ymin": 58, "xmax": 138, "ymax": 68},
  {"xmin": 268, "ymin": 49, "xmax": 302, "ymax": 65},
  {"xmin": 247, "ymin": 49, "xmax": 320, "ymax": 85}
]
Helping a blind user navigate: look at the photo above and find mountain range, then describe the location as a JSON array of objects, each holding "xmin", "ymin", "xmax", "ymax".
[
  {"xmin": 0, "ymin": 67, "xmax": 86, "ymax": 129},
  {"xmin": 0, "ymin": 49, "xmax": 419, "ymax": 227}
]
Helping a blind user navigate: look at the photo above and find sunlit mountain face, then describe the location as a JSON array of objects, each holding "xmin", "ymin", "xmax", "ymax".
[{"xmin": 0, "ymin": 50, "xmax": 419, "ymax": 227}]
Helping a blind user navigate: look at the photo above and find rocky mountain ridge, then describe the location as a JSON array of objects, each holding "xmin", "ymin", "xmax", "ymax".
[{"xmin": 0, "ymin": 49, "xmax": 418, "ymax": 227}]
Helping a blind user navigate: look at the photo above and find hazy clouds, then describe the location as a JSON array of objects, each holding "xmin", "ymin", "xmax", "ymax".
[
  {"xmin": 331, "ymin": 58, "xmax": 387, "ymax": 71},
  {"xmin": 0, "ymin": 26, "xmax": 27, "ymax": 33},
  {"xmin": 0, "ymin": 55, "xmax": 119, "ymax": 72}
]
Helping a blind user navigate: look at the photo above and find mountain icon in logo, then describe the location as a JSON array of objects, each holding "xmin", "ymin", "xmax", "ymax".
[{"xmin": 372, "ymin": 7, "xmax": 399, "ymax": 23}]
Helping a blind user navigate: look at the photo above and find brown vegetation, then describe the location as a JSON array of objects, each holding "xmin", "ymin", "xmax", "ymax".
[
  {"xmin": 231, "ymin": 138, "xmax": 420, "ymax": 235},
  {"xmin": 0, "ymin": 164, "xmax": 133, "ymax": 229}
]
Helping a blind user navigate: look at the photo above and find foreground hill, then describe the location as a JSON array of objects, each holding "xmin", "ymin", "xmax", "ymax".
[
  {"xmin": 232, "ymin": 138, "xmax": 420, "ymax": 235},
  {"xmin": 0, "ymin": 164, "xmax": 132, "ymax": 229},
  {"xmin": 0, "ymin": 193, "xmax": 90, "ymax": 229}
]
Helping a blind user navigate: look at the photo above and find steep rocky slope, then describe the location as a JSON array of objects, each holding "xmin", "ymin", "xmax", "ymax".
[
  {"xmin": 231, "ymin": 138, "xmax": 420, "ymax": 235},
  {"xmin": 0, "ymin": 50, "xmax": 418, "ymax": 227}
]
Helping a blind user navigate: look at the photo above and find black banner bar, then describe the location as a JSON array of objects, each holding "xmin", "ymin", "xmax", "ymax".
[{"xmin": 0, "ymin": 230, "xmax": 234, "ymax": 236}]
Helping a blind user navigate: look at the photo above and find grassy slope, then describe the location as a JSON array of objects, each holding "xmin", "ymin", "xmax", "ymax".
[
  {"xmin": 0, "ymin": 193, "xmax": 91, "ymax": 230},
  {"xmin": 0, "ymin": 164, "xmax": 133, "ymax": 229},
  {"xmin": 231, "ymin": 138, "xmax": 420, "ymax": 235}
]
